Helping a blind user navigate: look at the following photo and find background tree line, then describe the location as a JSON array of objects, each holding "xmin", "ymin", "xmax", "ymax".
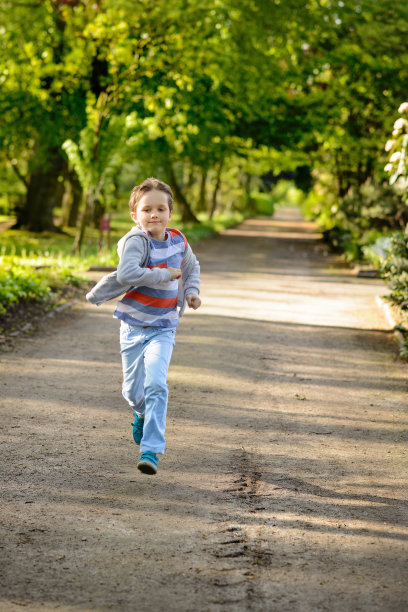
[{"xmin": 1, "ymin": 0, "xmax": 408, "ymax": 258}]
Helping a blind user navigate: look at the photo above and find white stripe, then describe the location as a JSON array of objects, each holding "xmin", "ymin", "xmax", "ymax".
[
  {"xmin": 155, "ymin": 279, "xmax": 178, "ymax": 291},
  {"xmin": 150, "ymin": 242, "xmax": 184, "ymax": 262}
]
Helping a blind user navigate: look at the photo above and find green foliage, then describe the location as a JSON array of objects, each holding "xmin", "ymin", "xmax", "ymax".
[
  {"xmin": 270, "ymin": 181, "xmax": 306, "ymax": 209},
  {"xmin": 0, "ymin": 257, "xmax": 50, "ymax": 313},
  {"xmin": 303, "ymin": 178, "xmax": 407, "ymax": 261},
  {"xmin": 384, "ymin": 102, "xmax": 408, "ymax": 204},
  {"xmin": 1, "ymin": 0, "xmax": 408, "ymax": 264},
  {"xmin": 0, "ymin": 226, "xmax": 119, "ymax": 267},
  {"xmin": 294, "ymin": 0, "xmax": 408, "ymax": 257},
  {"xmin": 363, "ymin": 100, "xmax": 408, "ymax": 349},
  {"xmin": 0, "ymin": 0, "xmax": 88, "ymax": 166},
  {"xmin": 365, "ymin": 228, "xmax": 408, "ymax": 358},
  {"xmin": 0, "ymin": 254, "xmax": 87, "ymax": 315},
  {"xmin": 398, "ymin": 337, "xmax": 408, "ymax": 360},
  {"xmin": 249, "ymin": 180, "xmax": 306, "ymax": 217},
  {"xmin": 366, "ymin": 228, "xmax": 408, "ymax": 311},
  {"xmin": 251, "ymin": 193, "xmax": 275, "ymax": 216},
  {"xmin": 63, "ymin": 100, "xmax": 141, "ymax": 197}
]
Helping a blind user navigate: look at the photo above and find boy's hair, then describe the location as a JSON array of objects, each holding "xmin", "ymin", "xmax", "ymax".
[{"xmin": 129, "ymin": 177, "xmax": 173, "ymax": 213}]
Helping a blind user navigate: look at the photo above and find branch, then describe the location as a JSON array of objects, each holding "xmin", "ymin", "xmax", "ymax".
[{"xmin": 92, "ymin": 92, "xmax": 109, "ymax": 163}]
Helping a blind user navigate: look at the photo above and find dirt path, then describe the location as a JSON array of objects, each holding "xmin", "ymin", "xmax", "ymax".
[{"xmin": 1, "ymin": 208, "xmax": 407, "ymax": 612}]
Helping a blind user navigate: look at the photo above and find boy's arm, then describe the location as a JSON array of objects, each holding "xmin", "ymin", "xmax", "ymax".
[
  {"xmin": 86, "ymin": 235, "xmax": 173, "ymax": 306},
  {"xmin": 181, "ymin": 244, "xmax": 200, "ymax": 296},
  {"xmin": 86, "ymin": 271, "xmax": 125, "ymax": 306},
  {"xmin": 116, "ymin": 236, "xmax": 171, "ymax": 286}
]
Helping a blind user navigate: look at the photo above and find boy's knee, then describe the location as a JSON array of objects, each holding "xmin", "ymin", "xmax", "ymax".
[
  {"xmin": 122, "ymin": 388, "xmax": 144, "ymax": 409},
  {"xmin": 145, "ymin": 379, "xmax": 167, "ymax": 397}
]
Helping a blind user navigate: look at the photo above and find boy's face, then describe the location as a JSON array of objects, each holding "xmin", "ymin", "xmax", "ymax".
[{"xmin": 131, "ymin": 189, "xmax": 172, "ymax": 241}]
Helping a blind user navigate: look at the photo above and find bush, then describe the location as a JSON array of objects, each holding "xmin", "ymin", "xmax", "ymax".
[
  {"xmin": 305, "ymin": 181, "xmax": 407, "ymax": 262},
  {"xmin": 364, "ymin": 228, "xmax": 408, "ymax": 311},
  {"xmin": 0, "ymin": 256, "xmax": 87, "ymax": 315},
  {"xmin": 380, "ymin": 229, "xmax": 408, "ymax": 311},
  {"xmin": 250, "ymin": 193, "xmax": 275, "ymax": 216},
  {"xmin": 0, "ymin": 258, "xmax": 49, "ymax": 314}
]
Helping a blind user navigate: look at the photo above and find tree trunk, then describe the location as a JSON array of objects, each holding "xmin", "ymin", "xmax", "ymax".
[
  {"xmin": 209, "ymin": 158, "xmax": 224, "ymax": 219},
  {"xmin": 93, "ymin": 198, "xmax": 105, "ymax": 229},
  {"xmin": 182, "ymin": 164, "xmax": 196, "ymax": 203},
  {"xmin": 18, "ymin": 148, "xmax": 65, "ymax": 232},
  {"xmin": 67, "ymin": 169, "xmax": 83, "ymax": 227},
  {"xmin": 72, "ymin": 190, "xmax": 94, "ymax": 255},
  {"xmin": 58, "ymin": 166, "xmax": 83, "ymax": 229},
  {"xmin": 197, "ymin": 167, "xmax": 208, "ymax": 213},
  {"xmin": 167, "ymin": 163, "xmax": 199, "ymax": 223},
  {"xmin": 54, "ymin": 159, "xmax": 67, "ymax": 225},
  {"xmin": 244, "ymin": 172, "xmax": 255, "ymax": 213},
  {"xmin": 59, "ymin": 177, "xmax": 72, "ymax": 228}
]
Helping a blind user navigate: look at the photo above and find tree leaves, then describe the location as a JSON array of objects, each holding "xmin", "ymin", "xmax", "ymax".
[{"xmin": 2, "ymin": 0, "xmax": 408, "ymax": 231}]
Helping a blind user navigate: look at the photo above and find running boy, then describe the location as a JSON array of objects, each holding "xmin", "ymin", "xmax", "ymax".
[{"xmin": 86, "ymin": 177, "xmax": 201, "ymax": 475}]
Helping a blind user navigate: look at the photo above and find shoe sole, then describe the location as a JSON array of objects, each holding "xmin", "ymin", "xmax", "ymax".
[{"xmin": 137, "ymin": 461, "xmax": 158, "ymax": 475}]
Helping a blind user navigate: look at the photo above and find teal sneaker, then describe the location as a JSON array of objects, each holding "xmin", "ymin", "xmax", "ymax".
[
  {"xmin": 131, "ymin": 412, "xmax": 144, "ymax": 445},
  {"xmin": 137, "ymin": 451, "xmax": 159, "ymax": 475}
]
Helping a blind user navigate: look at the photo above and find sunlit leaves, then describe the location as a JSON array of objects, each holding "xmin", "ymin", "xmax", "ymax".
[{"xmin": 384, "ymin": 105, "xmax": 408, "ymax": 193}]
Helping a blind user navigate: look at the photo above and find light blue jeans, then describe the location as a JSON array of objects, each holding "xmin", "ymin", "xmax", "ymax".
[{"xmin": 119, "ymin": 322, "xmax": 176, "ymax": 455}]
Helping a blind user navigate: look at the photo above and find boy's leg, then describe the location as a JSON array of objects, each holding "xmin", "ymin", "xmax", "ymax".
[
  {"xmin": 140, "ymin": 328, "xmax": 176, "ymax": 455},
  {"xmin": 119, "ymin": 322, "xmax": 145, "ymax": 415}
]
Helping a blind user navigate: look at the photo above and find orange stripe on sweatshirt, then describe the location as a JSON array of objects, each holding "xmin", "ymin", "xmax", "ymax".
[
  {"xmin": 146, "ymin": 264, "xmax": 167, "ymax": 269},
  {"xmin": 124, "ymin": 290, "xmax": 177, "ymax": 309}
]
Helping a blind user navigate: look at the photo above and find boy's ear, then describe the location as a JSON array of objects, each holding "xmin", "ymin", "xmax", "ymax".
[{"xmin": 130, "ymin": 212, "xmax": 138, "ymax": 223}]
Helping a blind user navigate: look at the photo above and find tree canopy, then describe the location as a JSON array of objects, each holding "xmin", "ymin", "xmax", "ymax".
[{"xmin": 1, "ymin": 0, "xmax": 408, "ymax": 243}]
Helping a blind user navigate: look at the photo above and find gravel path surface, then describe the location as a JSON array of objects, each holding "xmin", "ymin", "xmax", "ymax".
[{"xmin": 1, "ymin": 208, "xmax": 407, "ymax": 611}]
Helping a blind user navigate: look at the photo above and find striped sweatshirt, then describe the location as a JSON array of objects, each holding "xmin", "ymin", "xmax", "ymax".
[{"xmin": 113, "ymin": 228, "xmax": 188, "ymax": 328}]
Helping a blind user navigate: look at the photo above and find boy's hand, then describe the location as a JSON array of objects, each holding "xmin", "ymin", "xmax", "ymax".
[
  {"xmin": 168, "ymin": 267, "xmax": 182, "ymax": 280},
  {"xmin": 186, "ymin": 294, "xmax": 201, "ymax": 310}
]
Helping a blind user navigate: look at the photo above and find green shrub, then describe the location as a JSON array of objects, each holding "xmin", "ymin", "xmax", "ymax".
[
  {"xmin": 0, "ymin": 258, "xmax": 49, "ymax": 314},
  {"xmin": 304, "ymin": 181, "xmax": 407, "ymax": 261},
  {"xmin": 380, "ymin": 229, "xmax": 408, "ymax": 311},
  {"xmin": 364, "ymin": 228, "xmax": 408, "ymax": 311},
  {"xmin": 250, "ymin": 193, "xmax": 275, "ymax": 216},
  {"xmin": 0, "ymin": 256, "xmax": 87, "ymax": 314}
]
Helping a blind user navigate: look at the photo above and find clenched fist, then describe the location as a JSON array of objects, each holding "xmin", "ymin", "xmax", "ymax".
[
  {"xmin": 186, "ymin": 294, "xmax": 201, "ymax": 310},
  {"xmin": 168, "ymin": 267, "xmax": 182, "ymax": 280}
]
